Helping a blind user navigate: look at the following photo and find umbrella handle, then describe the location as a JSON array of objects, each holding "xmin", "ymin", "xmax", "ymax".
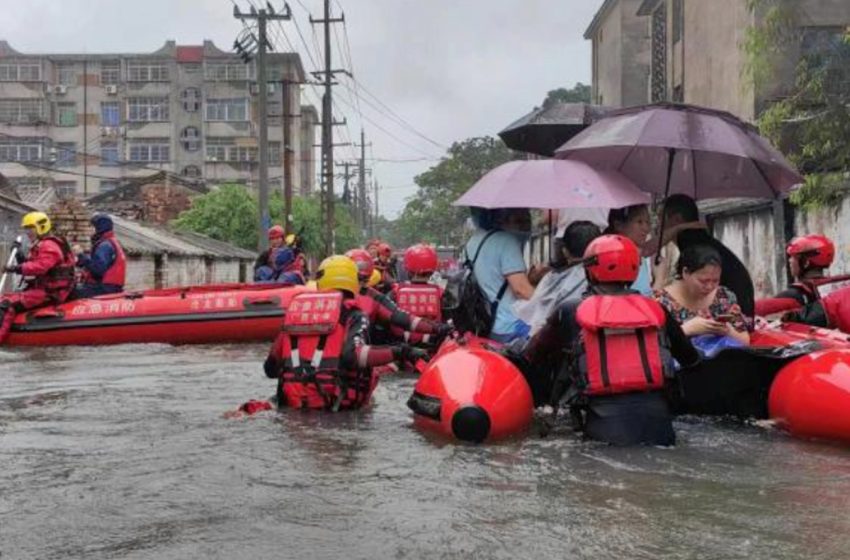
[{"xmin": 654, "ymin": 148, "xmax": 676, "ymax": 266}]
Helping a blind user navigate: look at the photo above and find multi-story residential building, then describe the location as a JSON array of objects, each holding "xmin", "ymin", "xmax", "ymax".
[
  {"xmin": 584, "ymin": 0, "xmax": 650, "ymax": 108},
  {"xmin": 0, "ymin": 39, "xmax": 317, "ymax": 201},
  {"xmin": 585, "ymin": 0, "xmax": 850, "ymax": 121}
]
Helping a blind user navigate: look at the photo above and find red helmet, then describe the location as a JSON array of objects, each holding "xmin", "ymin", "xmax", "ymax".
[
  {"xmin": 786, "ymin": 234, "xmax": 835, "ymax": 269},
  {"xmin": 583, "ymin": 234, "xmax": 640, "ymax": 284},
  {"xmin": 378, "ymin": 242, "xmax": 392, "ymax": 259},
  {"xmin": 345, "ymin": 248, "xmax": 375, "ymax": 280},
  {"xmin": 268, "ymin": 225, "xmax": 285, "ymax": 240},
  {"xmin": 404, "ymin": 244, "xmax": 438, "ymax": 275}
]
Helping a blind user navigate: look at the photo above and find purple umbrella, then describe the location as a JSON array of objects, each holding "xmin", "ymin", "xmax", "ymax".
[
  {"xmin": 453, "ymin": 159, "xmax": 650, "ymax": 209},
  {"xmin": 554, "ymin": 102, "xmax": 803, "ymax": 200}
]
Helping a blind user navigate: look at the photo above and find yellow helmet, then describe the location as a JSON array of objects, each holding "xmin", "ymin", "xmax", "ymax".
[
  {"xmin": 21, "ymin": 211, "xmax": 52, "ymax": 236},
  {"xmin": 315, "ymin": 255, "xmax": 359, "ymax": 295},
  {"xmin": 367, "ymin": 269, "xmax": 382, "ymax": 288},
  {"xmin": 285, "ymin": 233, "xmax": 296, "ymax": 246}
]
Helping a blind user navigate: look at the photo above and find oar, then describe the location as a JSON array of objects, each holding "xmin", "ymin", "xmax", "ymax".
[{"xmin": 0, "ymin": 236, "xmax": 22, "ymax": 294}]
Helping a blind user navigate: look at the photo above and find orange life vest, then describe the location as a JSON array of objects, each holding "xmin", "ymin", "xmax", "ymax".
[
  {"xmin": 576, "ymin": 294, "xmax": 667, "ymax": 396},
  {"xmin": 277, "ymin": 292, "xmax": 376, "ymax": 410},
  {"xmin": 392, "ymin": 282, "xmax": 443, "ymax": 321}
]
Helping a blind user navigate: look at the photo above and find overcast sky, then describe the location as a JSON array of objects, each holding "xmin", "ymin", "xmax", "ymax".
[{"xmin": 2, "ymin": 0, "xmax": 599, "ymax": 218}]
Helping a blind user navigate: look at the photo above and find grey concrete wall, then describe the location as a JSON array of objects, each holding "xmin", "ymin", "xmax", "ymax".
[
  {"xmin": 592, "ymin": 1, "xmax": 625, "ymax": 106},
  {"xmin": 712, "ymin": 205, "xmax": 780, "ymax": 298},
  {"xmin": 683, "ymin": 0, "xmax": 756, "ymax": 121},
  {"xmin": 794, "ymin": 194, "xmax": 850, "ymax": 278},
  {"xmin": 125, "ymin": 256, "xmax": 157, "ymax": 292},
  {"xmin": 709, "ymin": 188, "xmax": 850, "ymax": 299},
  {"xmin": 621, "ymin": 0, "xmax": 651, "ymax": 106}
]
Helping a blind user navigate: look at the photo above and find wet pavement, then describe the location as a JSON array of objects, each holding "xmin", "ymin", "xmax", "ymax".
[{"xmin": 3, "ymin": 343, "xmax": 850, "ymax": 559}]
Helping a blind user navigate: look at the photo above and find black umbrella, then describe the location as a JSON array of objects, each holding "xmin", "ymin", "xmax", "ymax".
[{"xmin": 498, "ymin": 102, "xmax": 610, "ymax": 157}]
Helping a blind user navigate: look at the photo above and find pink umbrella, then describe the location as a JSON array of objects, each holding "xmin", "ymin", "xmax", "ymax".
[
  {"xmin": 555, "ymin": 103, "xmax": 803, "ymax": 200},
  {"xmin": 453, "ymin": 159, "xmax": 650, "ymax": 209}
]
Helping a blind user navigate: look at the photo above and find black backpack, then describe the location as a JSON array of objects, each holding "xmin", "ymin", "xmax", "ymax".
[{"xmin": 442, "ymin": 231, "xmax": 509, "ymax": 336}]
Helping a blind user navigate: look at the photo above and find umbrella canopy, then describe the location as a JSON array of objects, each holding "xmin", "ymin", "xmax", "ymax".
[
  {"xmin": 555, "ymin": 102, "xmax": 803, "ymax": 199},
  {"xmin": 499, "ymin": 103, "xmax": 610, "ymax": 157},
  {"xmin": 453, "ymin": 159, "xmax": 650, "ymax": 210}
]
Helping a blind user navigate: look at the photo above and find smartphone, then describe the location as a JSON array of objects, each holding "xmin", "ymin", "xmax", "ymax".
[{"xmin": 715, "ymin": 314, "xmax": 735, "ymax": 323}]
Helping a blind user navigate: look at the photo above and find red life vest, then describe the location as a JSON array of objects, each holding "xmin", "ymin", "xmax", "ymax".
[
  {"xmin": 392, "ymin": 282, "xmax": 443, "ymax": 321},
  {"xmin": 80, "ymin": 231, "xmax": 126, "ymax": 286},
  {"xmin": 28, "ymin": 235, "xmax": 77, "ymax": 300},
  {"xmin": 576, "ymin": 294, "xmax": 667, "ymax": 396},
  {"xmin": 821, "ymin": 286, "xmax": 850, "ymax": 334},
  {"xmin": 277, "ymin": 292, "xmax": 377, "ymax": 410}
]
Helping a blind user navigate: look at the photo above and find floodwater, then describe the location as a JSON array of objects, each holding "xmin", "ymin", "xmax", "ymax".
[{"xmin": 3, "ymin": 343, "xmax": 850, "ymax": 560}]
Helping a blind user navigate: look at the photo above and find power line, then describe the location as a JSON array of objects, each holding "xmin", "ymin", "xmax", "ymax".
[
  {"xmin": 350, "ymin": 76, "xmax": 447, "ymax": 150},
  {"xmin": 333, "ymin": 93, "xmax": 440, "ymax": 159}
]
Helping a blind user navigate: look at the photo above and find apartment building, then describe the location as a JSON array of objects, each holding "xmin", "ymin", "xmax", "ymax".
[{"xmin": 0, "ymin": 39, "xmax": 317, "ymax": 202}]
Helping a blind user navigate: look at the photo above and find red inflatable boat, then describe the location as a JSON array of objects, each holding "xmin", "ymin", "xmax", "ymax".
[
  {"xmin": 407, "ymin": 335, "xmax": 534, "ymax": 443},
  {"xmin": 5, "ymin": 282, "xmax": 310, "ymax": 347}
]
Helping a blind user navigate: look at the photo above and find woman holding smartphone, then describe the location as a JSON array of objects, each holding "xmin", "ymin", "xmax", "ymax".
[{"xmin": 653, "ymin": 244, "xmax": 750, "ymax": 346}]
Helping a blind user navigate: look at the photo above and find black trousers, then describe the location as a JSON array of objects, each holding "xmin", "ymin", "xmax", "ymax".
[{"xmin": 581, "ymin": 392, "xmax": 675, "ymax": 446}]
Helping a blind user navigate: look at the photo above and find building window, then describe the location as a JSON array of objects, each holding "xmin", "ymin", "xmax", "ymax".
[
  {"xmin": 0, "ymin": 61, "xmax": 42, "ymax": 82},
  {"xmin": 0, "ymin": 99, "xmax": 45, "ymax": 124},
  {"xmin": 204, "ymin": 61, "xmax": 254, "ymax": 81},
  {"xmin": 127, "ymin": 97, "xmax": 170, "ymax": 122},
  {"xmin": 181, "ymin": 87, "xmax": 201, "ymax": 112},
  {"xmin": 54, "ymin": 181, "xmax": 77, "ymax": 198},
  {"xmin": 57, "ymin": 63, "xmax": 76, "ymax": 85},
  {"xmin": 205, "ymin": 98, "xmax": 248, "ymax": 121},
  {"xmin": 99, "ymin": 180, "xmax": 119, "ymax": 193},
  {"xmin": 101, "ymin": 141, "xmax": 119, "ymax": 166},
  {"xmin": 56, "ymin": 102, "xmax": 77, "ymax": 126},
  {"xmin": 128, "ymin": 139, "xmax": 170, "ymax": 162},
  {"xmin": 54, "ymin": 142, "xmax": 77, "ymax": 167},
  {"xmin": 180, "ymin": 126, "xmax": 201, "ymax": 152},
  {"xmin": 181, "ymin": 165, "xmax": 202, "ymax": 178},
  {"xmin": 205, "ymin": 137, "xmax": 231, "ymax": 161},
  {"xmin": 672, "ymin": 0, "xmax": 684, "ymax": 44},
  {"xmin": 651, "ymin": 3, "xmax": 668, "ymax": 103},
  {"xmin": 100, "ymin": 61, "xmax": 121, "ymax": 85},
  {"xmin": 101, "ymin": 101, "xmax": 120, "ymax": 126},
  {"xmin": 205, "ymin": 137, "xmax": 263, "ymax": 162},
  {"xmin": 127, "ymin": 61, "xmax": 169, "ymax": 82},
  {"xmin": 269, "ymin": 141, "xmax": 281, "ymax": 166},
  {"xmin": 0, "ymin": 138, "xmax": 44, "ymax": 161}
]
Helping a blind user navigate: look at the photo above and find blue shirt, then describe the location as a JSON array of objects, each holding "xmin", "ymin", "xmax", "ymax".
[
  {"xmin": 465, "ymin": 229, "xmax": 527, "ymax": 336},
  {"xmin": 631, "ymin": 257, "xmax": 653, "ymax": 296}
]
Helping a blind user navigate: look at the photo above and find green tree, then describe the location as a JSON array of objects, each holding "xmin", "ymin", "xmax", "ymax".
[
  {"xmin": 393, "ymin": 136, "xmax": 519, "ymax": 247},
  {"xmin": 743, "ymin": 0, "xmax": 850, "ymax": 207},
  {"xmin": 172, "ymin": 183, "xmax": 361, "ymax": 254},
  {"xmin": 540, "ymin": 82, "xmax": 592, "ymax": 109}
]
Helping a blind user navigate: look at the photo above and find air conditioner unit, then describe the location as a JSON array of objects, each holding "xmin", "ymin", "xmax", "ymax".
[
  {"xmin": 267, "ymin": 83, "xmax": 276, "ymax": 94},
  {"xmin": 54, "ymin": 85, "xmax": 68, "ymax": 95},
  {"xmin": 105, "ymin": 85, "xmax": 118, "ymax": 95}
]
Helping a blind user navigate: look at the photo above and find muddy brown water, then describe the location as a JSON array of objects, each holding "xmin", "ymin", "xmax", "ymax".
[{"xmin": 2, "ymin": 343, "xmax": 850, "ymax": 559}]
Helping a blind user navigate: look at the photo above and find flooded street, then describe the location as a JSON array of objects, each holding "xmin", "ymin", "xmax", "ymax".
[{"xmin": 2, "ymin": 343, "xmax": 850, "ymax": 560}]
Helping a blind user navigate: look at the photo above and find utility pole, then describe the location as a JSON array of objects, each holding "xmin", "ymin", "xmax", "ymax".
[
  {"xmin": 372, "ymin": 179, "xmax": 379, "ymax": 238},
  {"xmin": 281, "ymin": 78, "xmax": 294, "ymax": 234},
  {"xmin": 83, "ymin": 58, "xmax": 88, "ymax": 196},
  {"xmin": 354, "ymin": 128, "xmax": 372, "ymax": 230},
  {"xmin": 310, "ymin": 0, "xmax": 346, "ymax": 256},
  {"xmin": 233, "ymin": 2, "xmax": 291, "ymax": 252},
  {"xmin": 336, "ymin": 161, "xmax": 355, "ymax": 205}
]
